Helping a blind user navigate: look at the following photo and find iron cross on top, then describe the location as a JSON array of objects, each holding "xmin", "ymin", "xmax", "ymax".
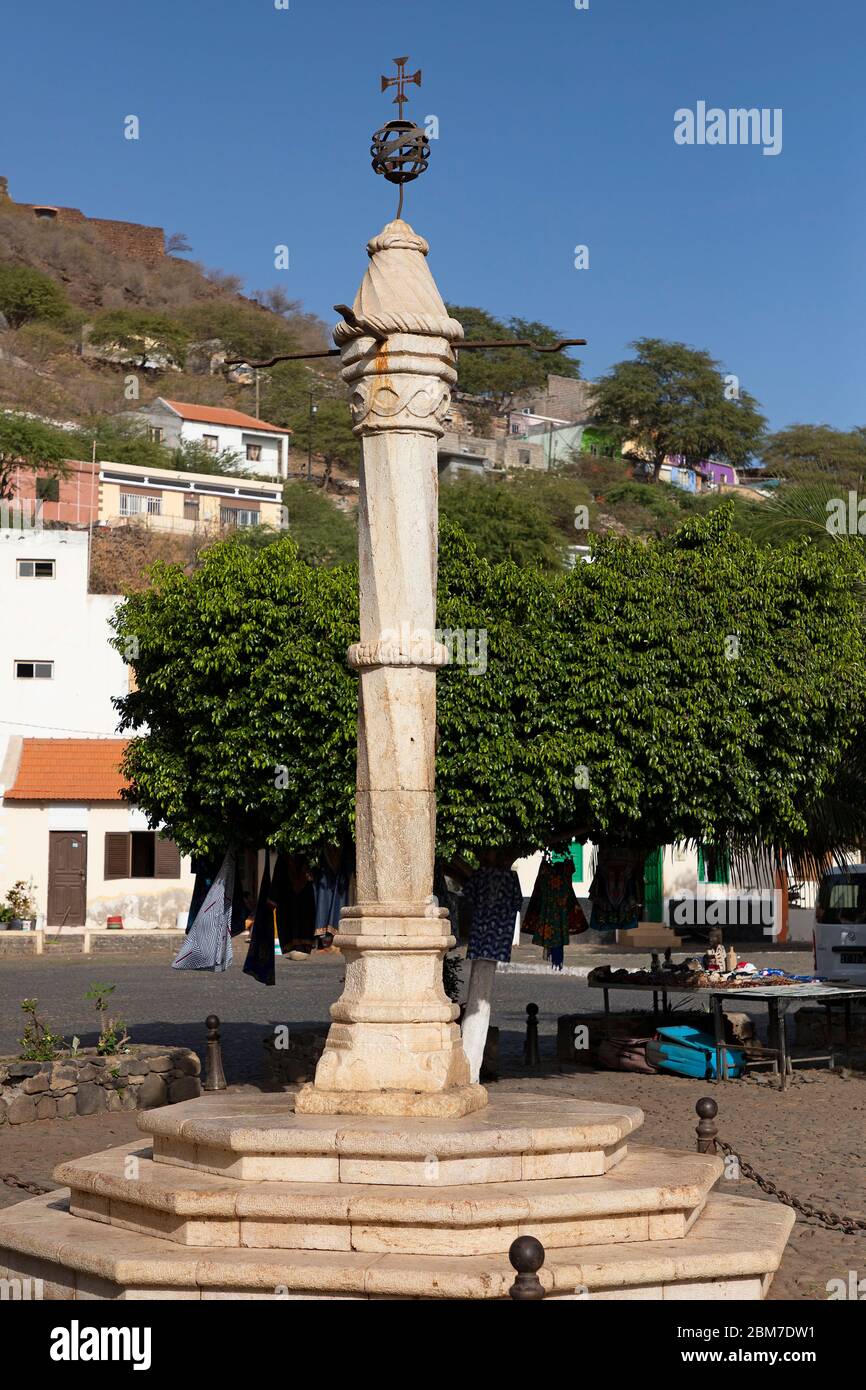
[{"xmin": 380, "ymin": 55, "xmax": 422, "ymax": 120}]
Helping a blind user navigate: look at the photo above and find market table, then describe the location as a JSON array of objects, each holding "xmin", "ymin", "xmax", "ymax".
[{"xmin": 588, "ymin": 978, "xmax": 866, "ymax": 1090}]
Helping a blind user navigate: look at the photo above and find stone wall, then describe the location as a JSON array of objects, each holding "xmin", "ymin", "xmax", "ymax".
[
  {"xmin": 0, "ymin": 930, "xmax": 187, "ymax": 957},
  {"xmin": 0, "ymin": 1046, "xmax": 201, "ymax": 1126},
  {"xmin": 0, "ymin": 176, "xmax": 165, "ymax": 265}
]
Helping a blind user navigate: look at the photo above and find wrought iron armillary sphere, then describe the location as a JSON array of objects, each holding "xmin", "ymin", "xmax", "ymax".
[{"xmin": 370, "ymin": 119, "xmax": 430, "ymax": 185}]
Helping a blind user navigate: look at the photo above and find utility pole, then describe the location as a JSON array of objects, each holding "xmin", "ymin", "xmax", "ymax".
[{"xmin": 307, "ymin": 392, "xmax": 317, "ymax": 482}]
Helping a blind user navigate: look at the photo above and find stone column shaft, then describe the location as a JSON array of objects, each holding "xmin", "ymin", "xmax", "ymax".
[{"xmin": 295, "ymin": 221, "xmax": 486, "ymax": 1118}]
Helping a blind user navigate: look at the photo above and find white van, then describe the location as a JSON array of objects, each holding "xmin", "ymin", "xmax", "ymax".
[{"xmin": 814, "ymin": 865, "xmax": 866, "ymax": 983}]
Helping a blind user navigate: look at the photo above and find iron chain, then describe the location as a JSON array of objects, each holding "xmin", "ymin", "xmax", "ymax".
[
  {"xmin": 1, "ymin": 1172, "xmax": 54, "ymax": 1197},
  {"xmin": 715, "ymin": 1140, "xmax": 866, "ymax": 1235}
]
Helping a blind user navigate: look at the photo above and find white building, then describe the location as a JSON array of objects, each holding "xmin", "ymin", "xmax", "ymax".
[
  {"xmin": 514, "ymin": 840, "xmax": 813, "ymax": 946},
  {"xmin": 133, "ymin": 398, "xmax": 291, "ymax": 479},
  {"xmin": 0, "ymin": 527, "xmax": 192, "ymax": 928},
  {"xmin": 0, "ymin": 528, "xmax": 127, "ymax": 748}
]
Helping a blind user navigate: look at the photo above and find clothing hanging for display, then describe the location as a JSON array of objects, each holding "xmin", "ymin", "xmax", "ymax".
[
  {"xmin": 313, "ymin": 845, "xmax": 352, "ymax": 947},
  {"xmin": 523, "ymin": 850, "xmax": 588, "ymax": 969},
  {"xmin": 462, "ymin": 866, "xmax": 524, "ymax": 964},
  {"xmin": 271, "ymin": 853, "xmax": 316, "ymax": 954},
  {"xmin": 172, "ymin": 850, "xmax": 236, "ymax": 972},
  {"xmin": 184, "ymin": 856, "xmax": 219, "ymax": 935},
  {"xmin": 589, "ymin": 843, "xmax": 645, "ymax": 933},
  {"xmin": 243, "ymin": 851, "xmax": 276, "ymax": 986}
]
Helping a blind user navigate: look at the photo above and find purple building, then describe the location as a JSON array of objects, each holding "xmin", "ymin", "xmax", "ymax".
[{"xmin": 666, "ymin": 455, "xmax": 739, "ymax": 490}]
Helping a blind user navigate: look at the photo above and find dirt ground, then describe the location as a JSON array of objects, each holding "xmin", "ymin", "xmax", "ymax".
[{"xmin": 2, "ymin": 1064, "xmax": 863, "ymax": 1302}]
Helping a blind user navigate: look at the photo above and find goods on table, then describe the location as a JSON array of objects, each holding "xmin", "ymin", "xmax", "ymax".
[{"xmin": 588, "ymin": 949, "xmax": 819, "ymax": 991}]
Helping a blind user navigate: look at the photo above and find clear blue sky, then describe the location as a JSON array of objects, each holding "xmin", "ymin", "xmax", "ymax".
[{"xmin": 2, "ymin": 0, "xmax": 863, "ymax": 430}]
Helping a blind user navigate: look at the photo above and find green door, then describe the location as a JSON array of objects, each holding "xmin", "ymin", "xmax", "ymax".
[{"xmin": 643, "ymin": 847, "xmax": 664, "ymax": 922}]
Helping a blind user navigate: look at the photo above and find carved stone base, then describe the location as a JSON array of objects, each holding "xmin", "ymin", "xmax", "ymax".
[
  {"xmin": 292, "ymin": 1083, "xmax": 488, "ymax": 1118},
  {"xmin": 304, "ymin": 907, "xmax": 476, "ymax": 1103}
]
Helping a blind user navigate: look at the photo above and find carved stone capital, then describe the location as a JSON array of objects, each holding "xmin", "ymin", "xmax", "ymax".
[{"xmin": 340, "ymin": 334, "xmax": 457, "ymax": 438}]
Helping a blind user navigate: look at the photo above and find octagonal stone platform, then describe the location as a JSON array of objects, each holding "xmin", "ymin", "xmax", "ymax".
[
  {"xmin": 136, "ymin": 1092, "xmax": 643, "ymax": 1184},
  {"xmin": 58, "ymin": 1140, "xmax": 724, "ymax": 1254},
  {"xmin": 0, "ymin": 1092, "xmax": 795, "ymax": 1299}
]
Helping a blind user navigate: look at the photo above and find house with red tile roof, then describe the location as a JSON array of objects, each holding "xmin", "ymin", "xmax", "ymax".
[
  {"xmin": 0, "ymin": 737, "xmax": 192, "ymax": 929},
  {"xmin": 133, "ymin": 397, "xmax": 292, "ymax": 479}
]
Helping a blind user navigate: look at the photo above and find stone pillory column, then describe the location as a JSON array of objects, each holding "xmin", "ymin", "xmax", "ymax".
[{"xmin": 294, "ymin": 219, "xmax": 486, "ymax": 1117}]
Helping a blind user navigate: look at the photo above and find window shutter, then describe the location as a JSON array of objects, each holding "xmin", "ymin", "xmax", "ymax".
[
  {"xmin": 104, "ymin": 832, "xmax": 131, "ymax": 879},
  {"xmin": 154, "ymin": 834, "xmax": 181, "ymax": 879}
]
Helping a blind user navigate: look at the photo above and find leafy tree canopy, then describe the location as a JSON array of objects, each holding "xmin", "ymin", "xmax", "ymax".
[
  {"xmin": 446, "ymin": 305, "xmax": 581, "ymax": 415},
  {"xmin": 591, "ymin": 338, "xmax": 766, "ymax": 482},
  {"xmin": 89, "ymin": 310, "xmax": 189, "ymax": 369},
  {"xmin": 282, "ymin": 481, "xmax": 357, "ymax": 567},
  {"xmin": 0, "ymin": 412, "xmax": 70, "ymax": 499},
  {"xmin": 259, "ymin": 363, "xmax": 359, "ymax": 482},
  {"xmin": 760, "ymin": 423, "xmax": 866, "ymax": 490},
  {"xmin": 0, "ymin": 264, "xmax": 69, "ymax": 329},
  {"xmin": 439, "ymin": 478, "xmax": 566, "ymax": 570},
  {"xmin": 113, "ymin": 509, "xmax": 866, "ymax": 869},
  {"xmin": 169, "ymin": 439, "xmax": 244, "ymax": 476},
  {"xmin": 68, "ymin": 416, "xmax": 172, "ymax": 472},
  {"xmin": 175, "ymin": 302, "xmax": 297, "ymax": 364}
]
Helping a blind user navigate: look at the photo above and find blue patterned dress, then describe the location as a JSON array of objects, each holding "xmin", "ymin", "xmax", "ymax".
[{"xmin": 463, "ymin": 867, "xmax": 524, "ymax": 963}]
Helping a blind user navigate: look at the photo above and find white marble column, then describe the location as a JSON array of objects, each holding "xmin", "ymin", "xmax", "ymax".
[{"xmin": 295, "ymin": 221, "xmax": 486, "ymax": 1117}]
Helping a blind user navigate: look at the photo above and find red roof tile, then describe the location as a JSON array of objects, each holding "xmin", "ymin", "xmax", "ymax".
[
  {"xmin": 161, "ymin": 399, "xmax": 292, "ymax": 435},
  {"xmin": 4, "ymin": 739, "xmax": 130, "ymax": 802}
]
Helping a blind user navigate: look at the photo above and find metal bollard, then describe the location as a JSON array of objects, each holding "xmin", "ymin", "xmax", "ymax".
[
  {"xmin": 524, "ymin": 1002, "xmax": 540, "ymax": 1067},
  {"xmin": 695, "ymin": 1096, "xmax": 718, "ymax": 1153},
  {"xmin": 203, "ymin": 1014, "xmax": 227, "ymax": 1092},
  {"xmin": 508, "ymin": 1236, "xmax": 546, "ymax": 1300}
]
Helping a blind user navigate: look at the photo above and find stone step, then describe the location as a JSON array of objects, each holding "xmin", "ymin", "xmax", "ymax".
[
  {"xmin": 137, "ymin": 1090, "xmax": 643, "ymax": 1185},
  {"xmin": 57, "ymin": 1141, "xmax": 724, "ymax": 1254},
  {"xmin": 0, "ymin": 1190, "xmax": 795, "ymax": 1300}
]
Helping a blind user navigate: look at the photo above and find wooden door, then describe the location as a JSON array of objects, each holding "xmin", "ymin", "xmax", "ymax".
[{"xmin": 47, "ymin": 831, "xmax": 87, "ymax": 926}]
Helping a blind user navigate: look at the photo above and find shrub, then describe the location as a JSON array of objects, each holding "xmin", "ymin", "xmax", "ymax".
[
  {"xmin": 0, "ymin": 263, "xmax": 68, "ymax": 328},
  {"xmin": 18, "ymin": 1000, "xmax": 67, "ymax": 1061}
]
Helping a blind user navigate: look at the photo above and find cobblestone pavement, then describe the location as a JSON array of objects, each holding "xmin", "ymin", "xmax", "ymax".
[{"xmin": 2, "ymin": 949, "xmax": 863, "ymax": 1301}]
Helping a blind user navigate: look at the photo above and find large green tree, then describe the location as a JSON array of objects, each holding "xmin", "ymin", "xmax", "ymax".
[
  {"xmin": 112, "ymin": 509, "xmax": 866, "ymax": 866},
  {"xmin": 760, "ymin": 423, "xmax": 866, "ymax": 490},
  {"xmin": 89, "ymin": 310, "xmax": 189, "ymax": 370},
  {"xmin": 0, "ymin": 413, "xmax": 70, "ymax": 500},
  {"xmin": 446, "ymin": 306, "xmax": 581, "ymax": 422},
  {"xmin": 591, "ymin": 338, "xmax": 766, "ymax": 482}
]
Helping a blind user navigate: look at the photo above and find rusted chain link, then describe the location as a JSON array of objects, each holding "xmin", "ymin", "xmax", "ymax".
[
  {"xmin": 715, "ymin": 1140, "xmax": 866, "ymax": 1235},
  {"xmin": 1, "ymin": 1172, "xmax": 54, "ymax": 1197}
]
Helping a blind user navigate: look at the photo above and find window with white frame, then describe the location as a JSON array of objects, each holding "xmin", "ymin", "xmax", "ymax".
[
  {"xmin": 246, "ymin": 443, "xmax": 262, "ymax": 462},
  {"xmin": 220, "ymin": 506, "xmax": 260, "ymax": 528},
  {"xmin": 17, "ymin": 559, "xmax": 55, "ymax": 578},
  {"xmin": 120, "ymin": 493, "xmax": 162, "ymax": 516},
  {"xmin": 15, "ymin": 660, "xmax": 54, "ymax": 679}
]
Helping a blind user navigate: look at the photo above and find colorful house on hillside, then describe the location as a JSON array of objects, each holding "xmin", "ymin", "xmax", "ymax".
[
  {"xmin": 9, "ymin": 458, "xmax": 285, "ymax": 533},
  {"xmin": 666, "ymin": 454, "xmax": 740, "ymax": 490}
]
